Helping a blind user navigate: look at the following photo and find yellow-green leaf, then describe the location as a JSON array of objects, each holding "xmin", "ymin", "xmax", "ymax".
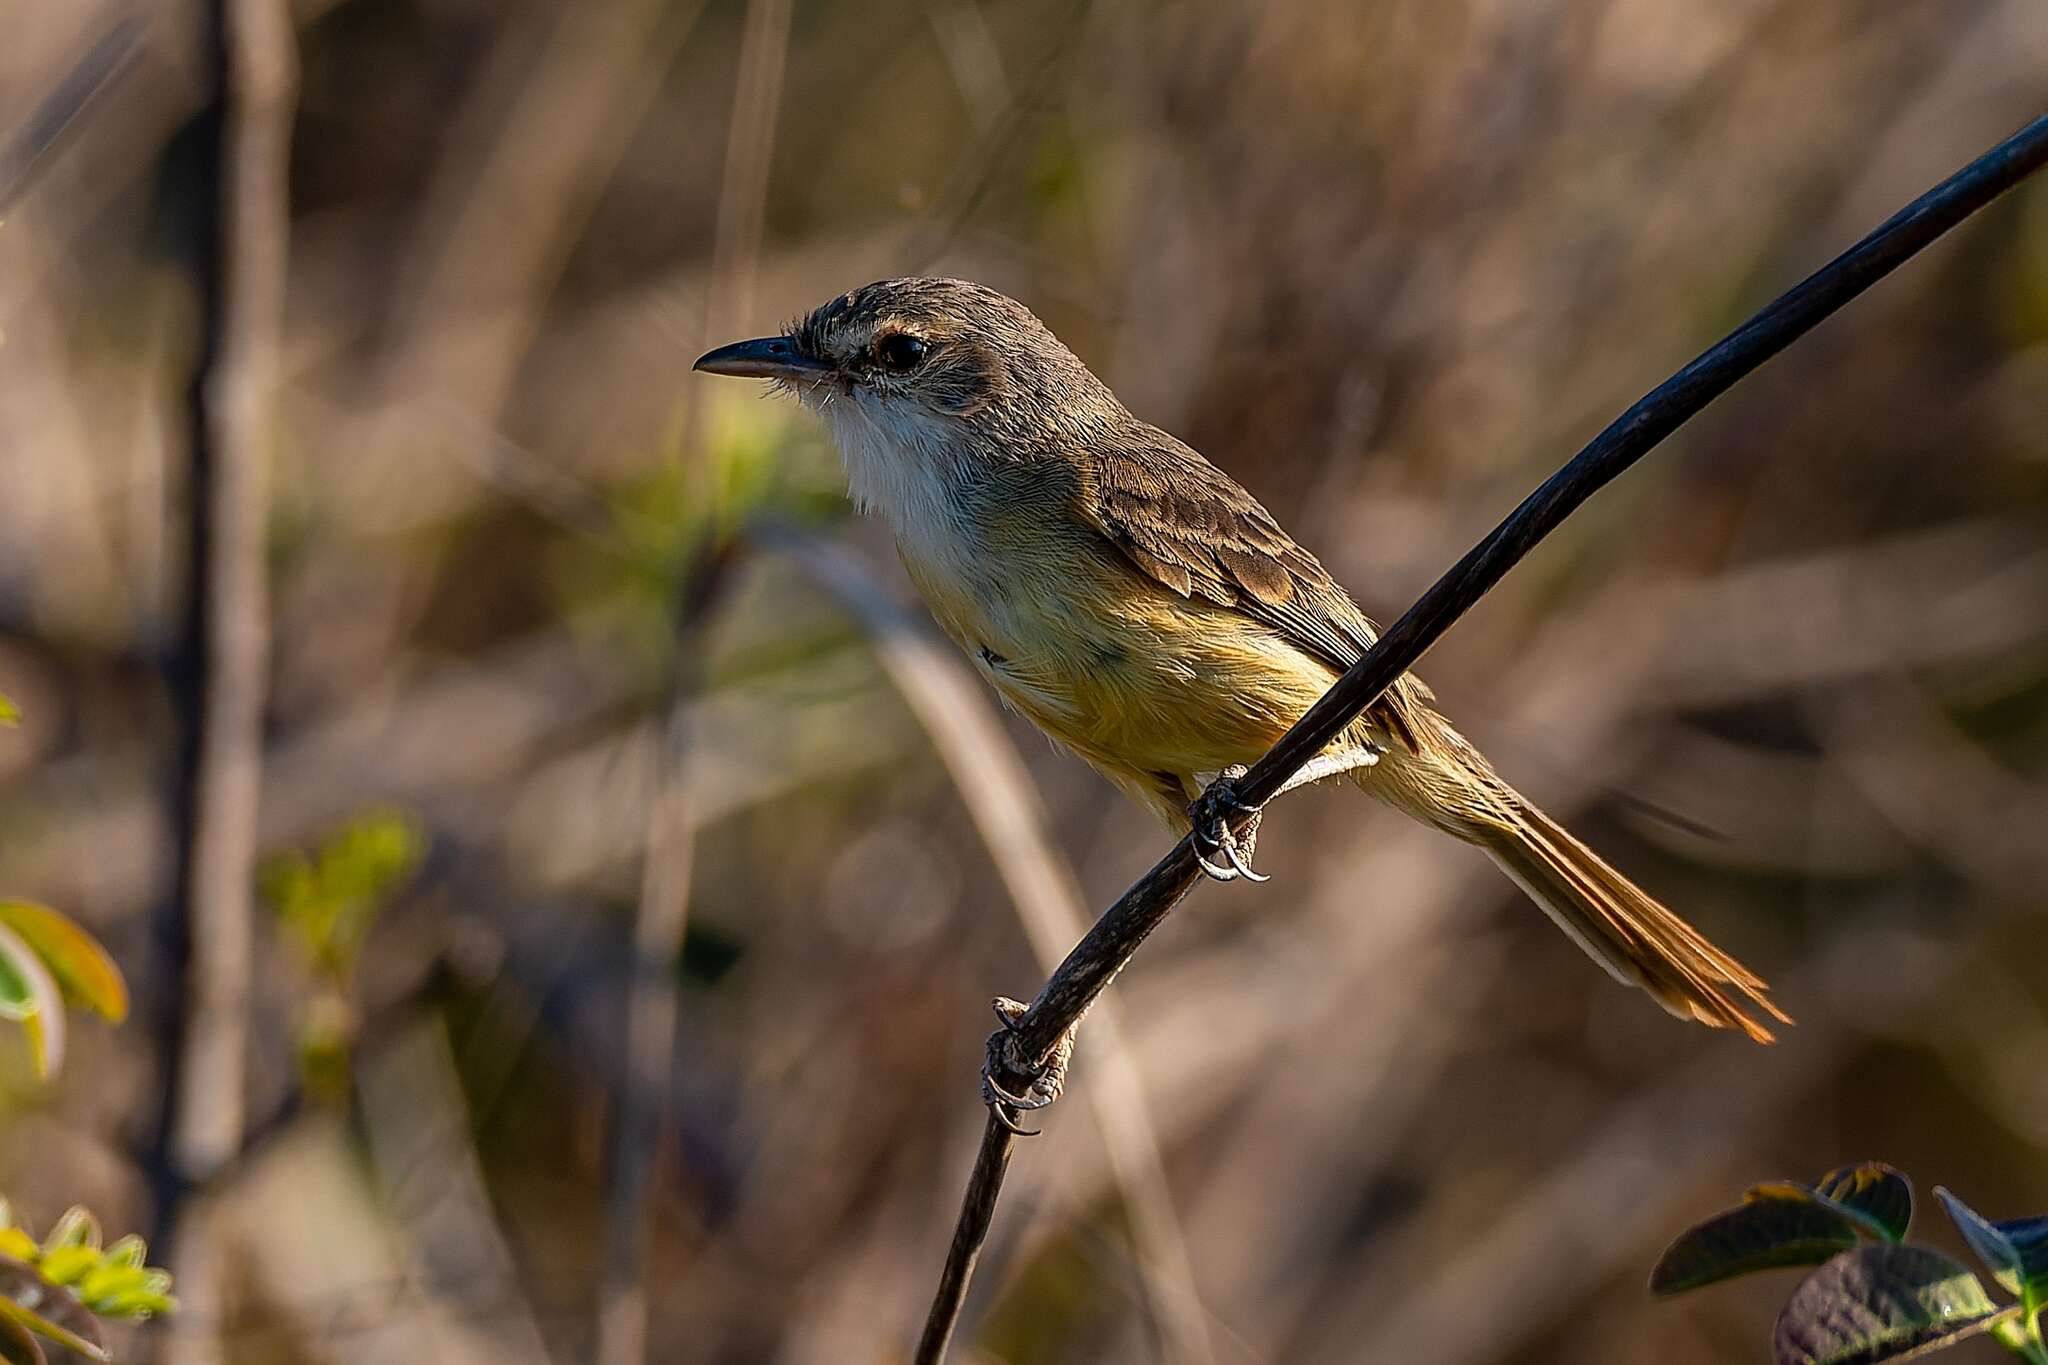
[
  {"xmin": 0, "ymin": 694, "xmax": 18, "ymax": 728},
  {"xmin": 31, "ymin": 1250, "xmax": 91, "ymax": 1290},
  {"xmin": 41, "ymin": 1210, "xmax": 95, "ymax": 1254},
  {"xmin": 89, "ymin": 1284, "xmax": 175, "ymax": 1320},
  {"xmin": 0, "ymin": 928, "xmax": 64, "ymax": 1080},
  {"xmin": 97, "ymin": 1237, "xmax": 143, "ymax": 1272},
  {"xmin": 0, "ymin": 1235, "xmax": 32, "ymax": 1266},
  {"xmin": 0, "ymin": 905, "xmax": 125, "ymax": 1024},
  {"xmin": 85, "ymin": 1264, "xmax": 174, "ymax": 1320},
  {"xmin": 75, "ymin": 1262, "xmax": 145, "ymax": 1311}
]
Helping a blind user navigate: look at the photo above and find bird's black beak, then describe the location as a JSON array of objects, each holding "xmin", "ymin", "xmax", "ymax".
[{"xmin": 692, "ymin": 336, "xmax": 833, "ymax": 382}]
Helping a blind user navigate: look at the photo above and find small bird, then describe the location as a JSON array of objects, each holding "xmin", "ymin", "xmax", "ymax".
[{"xmin": 697, "ymin": 278, "xmax": 1786, "ymax": 1042}]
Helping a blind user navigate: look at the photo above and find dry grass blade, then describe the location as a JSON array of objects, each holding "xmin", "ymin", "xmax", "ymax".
[
  {"xmin": 596, "ymin": 550, "xmax": 736, "ymax": 1365},
  {"xmin": 596, "ymin": 9, "xmax": 788, "ymax": 1348},
  {"xmin": 769, "ymin": 530, "xmax": 1215, "ymax": 1365},
  {"xmin": 0, "ymin": 16, "xmax": 145, "ymax": 215},
  {"xmin": 371, "ymin": 0, "xmax": 708, "ymax": 426}
]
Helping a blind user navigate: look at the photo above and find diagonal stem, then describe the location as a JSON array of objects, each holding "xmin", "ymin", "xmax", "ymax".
[{"xmin": 913, "ymin": 109, "xmax": 2048, "ymax": 1363}]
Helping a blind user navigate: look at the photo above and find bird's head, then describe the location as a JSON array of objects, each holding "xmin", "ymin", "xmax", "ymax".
[{"xmin": 694, "ymin": 278, "xmax": 1119, "ymax": 462}]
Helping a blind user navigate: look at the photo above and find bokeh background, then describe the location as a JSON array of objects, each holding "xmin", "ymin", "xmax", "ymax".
[{"xmin": 4, "ymin": 2, "xmax": 2048, "ymax": 1362}]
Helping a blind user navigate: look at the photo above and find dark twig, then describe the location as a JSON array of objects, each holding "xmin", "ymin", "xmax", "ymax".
[
  {"xmin": 913, "ymin": 111, "xmax": 2048, "ymax": 1361},
  {"xmin": 915, "ymin": 1118, "xmax": 1019, "ymax": 1365},
  {"xmin": 149, "ymin": 0, "xmax": 295, "ymax": 1339}
]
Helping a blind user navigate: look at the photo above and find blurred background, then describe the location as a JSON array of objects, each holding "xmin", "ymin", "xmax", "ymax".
[{"xmin": 3, "ymin": 2, "xmax": 2047, "ymax": 1362}]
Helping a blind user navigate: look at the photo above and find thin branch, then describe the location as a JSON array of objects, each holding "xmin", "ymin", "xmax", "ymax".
[
  {"xmin": 913, "ymin": 110, "xmax": 2048, "ymax": 1361},
  {"xmin": 919, "ymin": 1118, "xmax": 1020, "ymax": 1365}
]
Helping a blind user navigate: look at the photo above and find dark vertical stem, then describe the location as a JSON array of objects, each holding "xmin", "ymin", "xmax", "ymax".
[
  {"xmin": 149, "ymin": 0, "xmax": 230, "ymax": 1259},
  {"xmin": 149, "ymin": 0, "xmax": 296, "ymax": 1310}
]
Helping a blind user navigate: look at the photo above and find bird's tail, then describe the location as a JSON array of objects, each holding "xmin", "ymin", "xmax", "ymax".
[{"xmin": 1363, "ymin": 729, "xmax": 1789, "ymax": 1042}]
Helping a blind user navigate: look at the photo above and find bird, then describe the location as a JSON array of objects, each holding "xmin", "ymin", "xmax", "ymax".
[{"xmin": 696, "ymin": 277, "xmax": 1786, "ymax": 1043}]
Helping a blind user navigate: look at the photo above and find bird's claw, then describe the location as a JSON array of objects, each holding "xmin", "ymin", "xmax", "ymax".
[
  {"xmin": 1189, "ymin": 767, "xmax": 1268, "ymax": 883},
  {"xmin": 980, "ymin": 996, "xmax": 1074, "ymax": 1135}
]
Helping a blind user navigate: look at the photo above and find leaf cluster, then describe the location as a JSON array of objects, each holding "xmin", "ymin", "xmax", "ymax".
[
  {"xmin": 1654, "ymin": 1162, "xmax": 2048, "ymax": 1363},
  {"xmin": 260, "ymin": 807, "xmax": 425, "ymax": 981},
  {"xmin": 0, "ymin": 1202, "xmax": 175, "ymax": 1364},
  {"xmin": 0, "ymin": 699, "xmax": 172, "ymax": 1361}
]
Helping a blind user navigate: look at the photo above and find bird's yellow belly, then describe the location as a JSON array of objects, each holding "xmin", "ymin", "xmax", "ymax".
[{"xmin": 902, "ymin": 542, "xmax": 1337, "ymax": 784}]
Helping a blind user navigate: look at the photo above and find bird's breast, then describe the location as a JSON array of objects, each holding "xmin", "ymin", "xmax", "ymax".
[
  {"xmin": 842, "ymin": 433, "xmax": 1335, "ymax": 775},
  {"xmin": 898, "ymin": 511, "xmax": 1336, "ymax": 777}
]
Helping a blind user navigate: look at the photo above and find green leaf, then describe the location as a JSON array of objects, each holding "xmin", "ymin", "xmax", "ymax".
[
  {"xmin": 1937, "ymin": 1187, "xmax": 2048, "ymax": 1301},
  {"xmin": 1812, "ymin": 1164, "xmax": 1915, "ymax": 1243},
  {"xmin": 0, "ymin": 1257, "xmax": 105, "ymax": 1361},
  {"xmin": 0, "ymin": 694, "xmax": 18, "ymax": 728},
  {"xmin": 0, "ymin": 927, "xmax": 64, "ymax": 1080},
  {"xmin": 1773, "ymin": 1244, "xmax": 2001, "ymax": 1365},
  {"xmin": 261, "ymin": 809, "xmax": 426, "ymax": 978},
  {"xmin": 0, "ymin": 905, "xmax": 126, "ymax": 1024},
  {"xmin": 1652, "ymin": 1184, "xmax": 1862, "ymax": 1294}
]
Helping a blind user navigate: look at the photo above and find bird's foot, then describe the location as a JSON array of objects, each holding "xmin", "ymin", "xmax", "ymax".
[
  {"xmin": 981, "ymin": 997, "xmax": 1075, "ymax": 1136},
  {"xmin": 1189, "ymin": 765, "xmax": 1267, "ymax": 883}
]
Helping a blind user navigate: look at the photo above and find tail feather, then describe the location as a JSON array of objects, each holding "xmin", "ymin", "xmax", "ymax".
[
  {"xmin": 1479, "ymin": 801, "xmax": 1787, "ymax": 1042},
  {"xmin": 1358, "ymin": 722, "xmax": 1788, "ymax": 1042}
]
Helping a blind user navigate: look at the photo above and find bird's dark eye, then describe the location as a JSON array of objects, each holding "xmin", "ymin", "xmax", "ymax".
[{"xmin": 875, "ymin": 333, "xmax": 928, "ymax": 372}]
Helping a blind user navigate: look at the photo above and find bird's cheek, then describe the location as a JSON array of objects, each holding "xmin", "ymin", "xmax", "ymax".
[{"xmin": 933, "ymin": 388, "xmax": 995, "ymax": 419}]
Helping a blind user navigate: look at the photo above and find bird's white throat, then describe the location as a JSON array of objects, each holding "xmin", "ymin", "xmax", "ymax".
[{"xmin": 806, "ymin": 387, "xmax": 986, "ymax": 576}]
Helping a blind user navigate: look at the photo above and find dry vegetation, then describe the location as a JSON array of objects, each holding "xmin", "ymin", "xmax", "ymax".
[{"xmin": 1, "ymin": 2, "xmax": 2046, "ymax": 1362}]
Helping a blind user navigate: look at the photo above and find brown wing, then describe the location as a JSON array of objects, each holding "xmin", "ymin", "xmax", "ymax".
[{"xmin": 1077, "ymin": 422, "xmax": 1431, "ymax": 743}]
